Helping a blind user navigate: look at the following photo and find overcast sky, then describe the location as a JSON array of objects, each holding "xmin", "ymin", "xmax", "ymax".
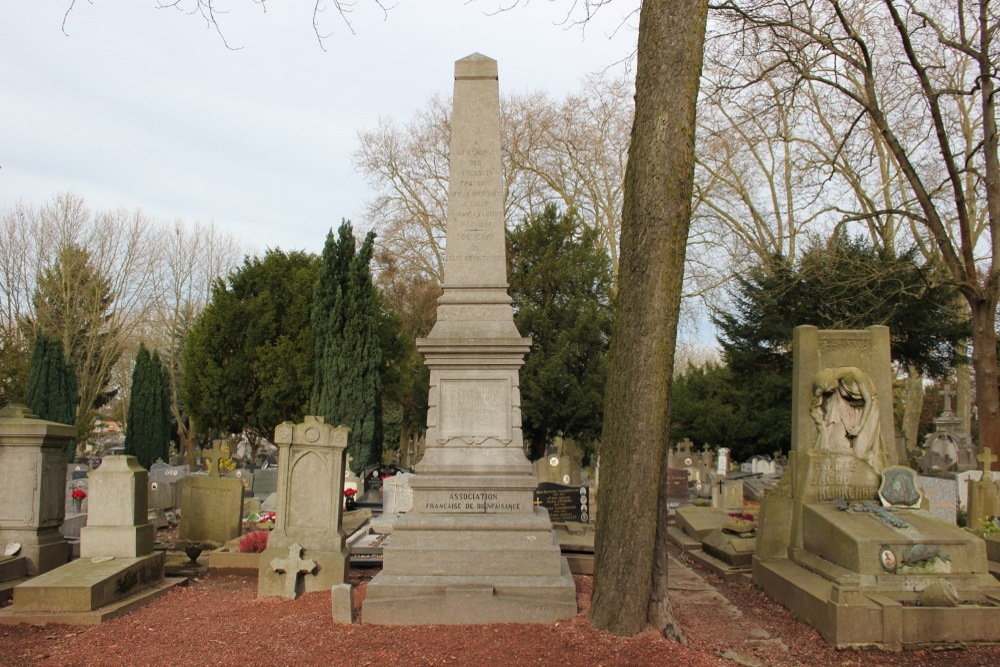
[{"xmin": 2, "ymin": 1, "xmax": 638, "ymax": 255}]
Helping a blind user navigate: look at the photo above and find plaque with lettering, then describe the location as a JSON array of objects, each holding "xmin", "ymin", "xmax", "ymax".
[
  {"xmin": 534, "ymin": 483, "xmax": 590, "ymax": 523},
  {"xmin": 439, "ymin": 379, "xmax": 511, "ymax": 444}
]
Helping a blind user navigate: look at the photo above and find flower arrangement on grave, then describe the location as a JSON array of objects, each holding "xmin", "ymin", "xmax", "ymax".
[
  {"xmin": 979, "ymin": 516, "xmax": 1000, "ymax": 538},
  {"xmin": 238, "ymin": 530, "xmax": 270, "ymax": 553},
  {"xmin": 71, "ymin": 488, "xmax": 87, "ymax": 501},
  {"xmin": 344, "ymin": 487, "xmax": 358, "ymax": 510}
]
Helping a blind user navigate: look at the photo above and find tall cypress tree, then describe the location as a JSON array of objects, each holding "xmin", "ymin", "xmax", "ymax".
[
  {"xmin": 26, "ymin": 331, "xmax": 78, "ymax": 461},
  {"xmin": 125, "ymin": 343, "xmax": 171, "ymax": 469},
  {"xmin": 311, "ymin": 221, "xmax": 383, "ymax": 474}
]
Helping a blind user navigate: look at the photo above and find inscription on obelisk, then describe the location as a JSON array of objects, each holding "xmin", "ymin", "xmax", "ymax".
[{"xmin": 442, "ymin": 54, "xmax": 508, "ymax": 288}]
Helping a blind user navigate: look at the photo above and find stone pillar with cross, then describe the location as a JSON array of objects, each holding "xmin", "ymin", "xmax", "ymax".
[
  {"xmin": 968, "ymin": 447, "xmax": 1000, "ymax": 531},
  {"xmin": 257, "ymin": 416, "xmax": 351, "ymax": 599},
  {"xmin": 201, "ymin": 441, "xmax": 227, "ymax": 478}
]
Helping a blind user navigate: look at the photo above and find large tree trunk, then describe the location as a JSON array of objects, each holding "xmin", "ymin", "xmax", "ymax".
[
  {"xmin": 971, "ymin": 301, "xmax": 1000, "ymax": 462},
  {"xmin": 590, "ymin": 0, "xmax": 708, "ymax": 637}
]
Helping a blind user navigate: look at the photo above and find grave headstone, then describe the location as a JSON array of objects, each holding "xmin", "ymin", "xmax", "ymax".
[
  {"xmin": 716, "ymin": 447, "xmax": 730, "ymax": 475},
  {"xmin": 234, "ymin": 468, "xmax": 255, "ymax": 494},
  {"xmin": 253, "ymin": 469, "xmax": 278, "ymax": 499},
  {"xmin": 258, "ymin": 417, "xmax": 351, "ymax": 598},
  {"xmin": 80, "ymin": 455, "xmax": 154, "ymax": 558},
  {"xmin": 382, "ymin": 472, "xmax": 415, "ymax": 515},
  {"xmin": 533, "ymin": 483, "xmax": 590, "ymax": 523},
  {"xmin": 364, "ymin": 54, "xmax": 575, "ymax": 626},
  {"xmin": 968, "ymin": 449, "xmax": 1000, "ymax": 530},
  {"xmin": 921, "ymin": 384, "xmax": 976, "ymax": 474},
  {"xmin": 0, "ymin": 405, "xmax": 72, "ymax": 575},
  {"xmin": 665, "ymin": 467, "xmax": 689, "ymax": 506},
  {"xmin": 178, "ymin": 448, "xmax": 244, "ymax": 545},
  {"xmin": 916, "ymin": 474, "xmax": 959, "ymax": 524}
]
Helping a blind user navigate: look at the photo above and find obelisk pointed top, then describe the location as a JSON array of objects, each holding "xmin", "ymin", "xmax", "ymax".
[{"xmin": 456, "ymin": 53, "xmax": 498, "ymax": 79}]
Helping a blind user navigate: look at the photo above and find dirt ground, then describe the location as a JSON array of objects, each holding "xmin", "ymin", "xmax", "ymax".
[{"xmin": 2, "ymin": 541, "xmax": 1000, "ymax": 666}]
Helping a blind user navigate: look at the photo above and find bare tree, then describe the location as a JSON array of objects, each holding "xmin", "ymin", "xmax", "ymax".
[
  {"xmin": 711, "ymin": 0, "xmax": 1000, "ymax": 463},
  {"xmin": 356, "ymin": 79, "xmax": 631, "ymax": 286},
  {"xmin": 3, "ymin": 194, "xmax": 162, "ymax": 447}
]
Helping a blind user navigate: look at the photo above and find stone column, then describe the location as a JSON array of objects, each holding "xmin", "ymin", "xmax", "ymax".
[
  {"xmin": 0, "ymin": 405, "xmax": 72, "ymax": 575},
  {"xmin": 80, "ymin": 455, "xmax": 154, "ymax": 558},
  {"xmin": 257, "ymin": 416, "xmax": 350, "ymax": 598},
  {"xmin": 363, "ymin": 54, "xmax": 576, "ymax": 625}
]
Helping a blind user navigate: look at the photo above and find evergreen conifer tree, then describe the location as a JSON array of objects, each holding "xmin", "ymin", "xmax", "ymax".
[
  {"xmin": 311, "ymin": 221, "xmax": 383, "ymax": 473},
  {"xmin": 125, "ymin": 343, "xmax": 171, "ymax": 469},
  {"xmin": 26, "ymin": 331, "xmax": 78, "ymax": 460}
]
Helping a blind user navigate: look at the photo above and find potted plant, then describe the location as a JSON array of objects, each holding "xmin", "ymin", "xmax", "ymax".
[{"xmin": 344, "ymin": 488, "xmax": 358, "ymax": 511}]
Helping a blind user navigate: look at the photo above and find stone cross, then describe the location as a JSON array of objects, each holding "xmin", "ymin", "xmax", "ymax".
[
  {"xmin": 940, "ymin": 384, "xmax": 956, "ymax": 413},
  {"xmin": 269, "ymin": 542, "xmax": 317, "ymax": 599},
  {"xmin": 202, "ymin": 442, "xmax": 226, "ymax": 478},
  {"xmin": 978, "ymin": 448, "xmax": 998, "ymax": 473}
]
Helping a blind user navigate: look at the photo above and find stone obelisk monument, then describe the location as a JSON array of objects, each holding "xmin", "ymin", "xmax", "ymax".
[{"xmin": 363, "ymin": 53, "xmax": 576, "ymax": 625}]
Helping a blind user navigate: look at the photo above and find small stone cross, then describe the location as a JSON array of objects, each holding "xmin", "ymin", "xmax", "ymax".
[
  {"xmin": 270, "ymin": 543, "xmax": 317, "ymax": 599},
  {"xmin": 978, "ymin": 448, "xmax": 998, "ymax": 473},
  {"xmin": 202, "ymin": 442, "xmax": 226, "ymax": 478},
  {"xmin": 940, "ymin": 384, "xmax": 956, "ymax": 413}
]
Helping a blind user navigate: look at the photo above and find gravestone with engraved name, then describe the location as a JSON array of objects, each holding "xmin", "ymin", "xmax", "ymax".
[
  {"xmin": 533, "ymin": 483, "xmax": 589, "ymax": 523},
  {"xmin": 364, "ymin": 54, "xmax": 575, "ymax": 626},
  {"xmin": 916, "ymin": 474, "xmax": 959, "ymax": 523}
]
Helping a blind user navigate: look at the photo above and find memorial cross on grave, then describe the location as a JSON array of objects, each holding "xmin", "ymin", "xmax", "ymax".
[
  {"xmin": 269, "ymin": 542, "xmax": 317, "ymax": 599},
  {"xmin": 978, "ymin": 448, "xmax": 998, "ymax": 473},
  {"xmin": 202, "ymin": 442, "xmax": 227, "ymax": 478},
  {"xmin": 940, "ymin": 384, "xmax": 956, "ymax": 413}
]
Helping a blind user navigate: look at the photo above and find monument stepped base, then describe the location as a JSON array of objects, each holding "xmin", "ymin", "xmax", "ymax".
[
  {"xmin": 363, "ymin": 510, "xmax": 576, "ymax": 624},
  {"xmin": 364, "ymin": 563, "xmax": 577, "ymax": 625}
]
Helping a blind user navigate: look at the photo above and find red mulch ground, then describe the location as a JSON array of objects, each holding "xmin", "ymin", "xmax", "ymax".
[{"xmin": 2, "ymin": 541, "xmax": 1000, "ymax": 666}]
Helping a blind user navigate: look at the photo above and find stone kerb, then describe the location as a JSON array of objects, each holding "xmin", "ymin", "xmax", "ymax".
[
  {"xmin": 80, "ymin": 455, "xmax": 154, "ymax": 559},
  {"xmin": 0, "ymin": 404, "xmax": 74, "ymax": 575},
  {"xmin": 257, "ymin": 417, "xmax": 350, "ymax": 598}
]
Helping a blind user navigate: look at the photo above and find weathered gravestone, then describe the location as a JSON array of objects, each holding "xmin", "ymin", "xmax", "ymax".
[
  {"xmin": 7, "ymin": 455, "xmax": 169, "ymax": 620},
  {"xmin": 968, "ymin": 449, "xmax": 1000, "ymax": 530},
  {"xmin": 665, "ymin": 467, "xmax": 689, "ymax": 507},
  {"xmin": 178, "ymin": 444, "xmax": 243, "ymax": 546},
  {"xmin": 257, "ymin": 417, "xmax": 350, "ymax": 598},
  {"xmin": 921, "ymin": 384, "xmax": 976, "ymax": 474},
  {"xmin": 0, "ymin": 405, "xmax": 71, "ymax": 576},
  {"xmin": 533, "ymin": 452, "xmax": 582, "ymax": 486},
  {"xmin": 754, "ymin": 326, "xmax": 1000, "ymax": 648},
  {"xmin": 148, "ymin": 462, "xmax": 188, "ymax": 511},
  {"xmin": 363, "ymin": 54, "xmax": 575, "ymax": 625}
]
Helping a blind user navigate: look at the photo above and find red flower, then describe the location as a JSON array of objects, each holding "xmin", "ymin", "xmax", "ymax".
[
  {"xmin": 344, "ymin": 488, "xmax": 357, "ymax": 497},
  {"xmin": 71, "ymin": 489, "xmax": 87, "ymax": 500}
]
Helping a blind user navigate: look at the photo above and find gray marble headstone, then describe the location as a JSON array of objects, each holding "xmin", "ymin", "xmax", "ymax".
[
  {"xmin": 254, "ymin": 469, "xmax": 278, "ymax": 499},
  {"xmin": 917, "ymin": 475, "xmax": 958, "ymax": 523},
  {"xmin": 149, "ymin": 462, "xmax": 189, "ymax": 485}
]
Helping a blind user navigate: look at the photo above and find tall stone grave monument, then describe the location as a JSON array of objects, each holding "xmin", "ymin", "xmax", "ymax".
[
  {"xmin": 7, "ymin": 455, "xmax": 170, "ymax": 622},
  {"xmin": 258, "ymin": 417, "xmax": 350, "ymax": 598},
  {"xmin": 364, "ymin": 54, "xmax": 576, "ymax": 625},
  {"xmin": 754, "ymin": 326, "xmax": 1000, "ymax": 648},
  {"xmin": 0, "ymin": 405, "xmax": 72, "ymax": 575},
  {"xmin": 178, "ymin": 443, "xmax": 244, "ymax": 546}
]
